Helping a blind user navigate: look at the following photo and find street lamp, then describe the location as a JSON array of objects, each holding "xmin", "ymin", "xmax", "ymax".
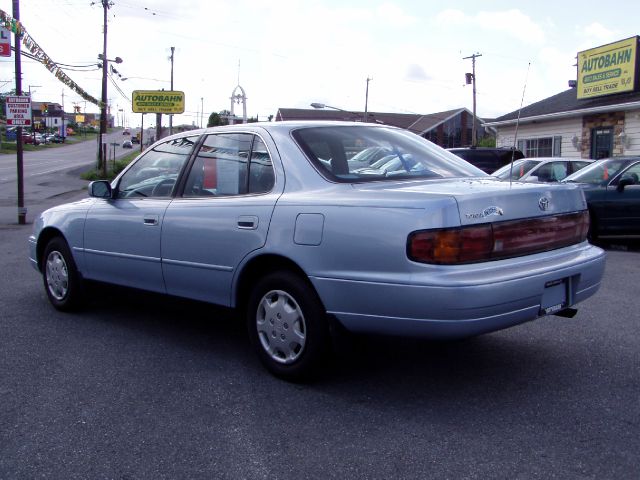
[
  {"xmin": 98, "ymin": 54, "xmax": 123, "ymax": 64},
  {"xmin": 310, "ymin": 102, "xmax": 347, "ymax": 111},
  {"xmin": 310, "ymin": 103, "xmax": 362, "ymax": 121},
  {"xmin": 121, "ymin": 76, "xmax": 169, "ymax": 83}
]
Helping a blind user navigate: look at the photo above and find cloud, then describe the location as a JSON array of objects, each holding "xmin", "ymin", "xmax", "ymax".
[
  {"xmin": 404, "ymin": 64, "xmax": 430, "ymax": 82},
  {"xmin": 435, "ymin": 9, "xmax": 467, "ymax": 25},
  {"xmin": 580, "ymin": 22, "xmax": 619, "ymax": 44},
  {"xmin": 376, "ymin": 3, "xmax": 417, "ymax": 27},
  {"xmin": 435, "ymin": 8, "xmax": 546, "ymax": 45}
]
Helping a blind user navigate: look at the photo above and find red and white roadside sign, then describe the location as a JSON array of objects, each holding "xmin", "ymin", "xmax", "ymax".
[
  {"xmin": 0, "ymin": 27, "xmax": 10, "ymax": 57},
  {"xmin": 6, "ymin": 96, "xmax": 32, "ymax": 126}
]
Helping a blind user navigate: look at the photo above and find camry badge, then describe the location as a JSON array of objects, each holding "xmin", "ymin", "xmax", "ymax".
[
  {"xmin": 538, "ymin": 197, "xmax": 550, "ymax": 211},
  {"xmin": 482, "ymin": 206, "xmax": 504, "ymax": 217},
  {"xmin": 465, "ymin": 206, "xmax": 504, "ymax": 219}
]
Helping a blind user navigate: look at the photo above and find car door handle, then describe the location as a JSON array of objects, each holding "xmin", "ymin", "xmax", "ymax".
[
  {"xmin": 237, "ymin": 215, "xmax": 258, "ymax": 230},
  {"xmin": 143, "ymin": 215, "xmax": 159, "ymax": 226}
]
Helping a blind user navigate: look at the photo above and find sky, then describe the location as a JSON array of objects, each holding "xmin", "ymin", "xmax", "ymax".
[{"xmin": 2, "ymin": 0, "xmax": 640, "ymax": 128}]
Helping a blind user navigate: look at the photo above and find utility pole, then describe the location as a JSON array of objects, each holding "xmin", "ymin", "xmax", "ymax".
[
  {"xmin": 200, "ymin": 97, "xmax": 204, "ymax": 128},
  {"xmin": 364, "ymin": 77, "xmax": 372, "ymax": 122},
  {"xmin": 169, "ymin": 46, "xmax": 175, "ymax": 135},
  {"xmin": 99, "ymin": 0, "xmax": 111, "ymax": 176},
  {"xmin": 463, "ymin": 52, "xmax": 482, "ymax": 147},
  {"xmin": 13, "ymin": 0, "xmax": 26, "ymax": 224}
]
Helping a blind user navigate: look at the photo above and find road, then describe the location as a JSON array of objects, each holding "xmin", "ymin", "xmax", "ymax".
[
  {"xmin": 0, "ymin": 204, "xmax": 638, "ymax": 478},
  {"xmin": 0, "ymin": 129, "xmax": 138, "ymax": 224}
]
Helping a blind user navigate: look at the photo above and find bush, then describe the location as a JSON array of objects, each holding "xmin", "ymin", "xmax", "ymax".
[{"xmin": 80, "ymin": 150, "xmax": 139, "ymax": 181}]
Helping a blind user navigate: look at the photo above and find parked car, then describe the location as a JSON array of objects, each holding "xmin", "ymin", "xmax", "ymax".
[
  {"xmin": 347, "ymin": 146, "xmax": 392, "ymax": 169},
  {"xmin": 448, "ymin": 146, "xmax": 525, "ymax": 173},
  {"xmin": 563, "ymin": 156, "xmax": 640, "ymax": 240},
  {"xmin": 5, "ymin": 128, "xmax": 17, "ymax": 141},
  {"xmin": 21, "ymin": 132, "xmax": 40, "ymax": 145},
  {"xmin": 131, "ymin": 136, "xmax": 140, "ymax": 144},
  {"xmin": 29, "ymin": 122, "xmax": 605, "ymax": 380},
  {"xmin": 122, "ymin": 140, "xmax": 133, "ymax": 149},
  {"xmin": 493, "ymin": 157, "xmax": 593, "ymax": 182}
]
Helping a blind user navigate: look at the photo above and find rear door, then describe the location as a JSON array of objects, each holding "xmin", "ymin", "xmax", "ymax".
[{"xmin": 161, "ymin": 133, "xmax": 279, "ymax": 305}]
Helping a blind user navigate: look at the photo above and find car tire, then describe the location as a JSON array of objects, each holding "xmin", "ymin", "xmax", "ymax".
[
  {"xmin": 42, "ymin": 237, "xmax": 83, "ymax": 311},
  {"xmin": 246, "ymin": 271, "xmax": 330, "ymax": 381}
]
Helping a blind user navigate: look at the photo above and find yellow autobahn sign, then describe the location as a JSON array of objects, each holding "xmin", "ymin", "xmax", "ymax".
[
  {"xmin": 577, "ymin": 37, "xmax": 639, "ymax": 99},
  {"xmin": 132, "ymin": 90, "xmax": 185, "ymax": 114}
]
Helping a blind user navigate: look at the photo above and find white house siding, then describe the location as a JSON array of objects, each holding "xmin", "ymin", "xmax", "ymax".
[
  {"xmin": 624, "ymin": 109, "xmax": 640, "ymax": 156},
  {"xmin": 496, "ymin": 117, "xmax": 583, "ymax": 158}
]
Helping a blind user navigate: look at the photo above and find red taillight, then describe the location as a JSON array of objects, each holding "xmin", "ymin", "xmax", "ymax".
[
  {"xmin": 408, "ymin": 211, "xmax": 589, "ymax": 264},
  {"xmin": 408, "ymin": 225, "xmax": 493, "ymax": 264}
]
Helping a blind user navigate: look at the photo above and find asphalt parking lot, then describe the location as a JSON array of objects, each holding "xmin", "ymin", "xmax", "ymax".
[{"xmin": 1, "ymin": 223, "xmax": 638, "ymax": 479}]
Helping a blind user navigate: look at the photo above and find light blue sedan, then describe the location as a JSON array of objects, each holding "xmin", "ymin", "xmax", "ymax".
[{"xmin": 29, "ymin": 122, "xmax": 606, "ymax": 380}]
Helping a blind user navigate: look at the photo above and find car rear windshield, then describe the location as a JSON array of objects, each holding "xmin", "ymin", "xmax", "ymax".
[{"xmin": 292, "ymin": 126, "xmax": 486, "ymax": 182}]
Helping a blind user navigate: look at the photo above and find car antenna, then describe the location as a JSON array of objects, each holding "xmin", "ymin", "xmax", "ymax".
[{"xmin": 509, "ymin": 61, "xmax": 531, "ymax": 189}]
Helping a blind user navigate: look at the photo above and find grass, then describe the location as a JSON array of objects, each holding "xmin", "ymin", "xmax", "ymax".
[
  {"xmin": 0, "ymin": 141, "xmax": 65, "ymax": 153},
  {"xmin": 81, "ymin": 149, "xmax": 139, "ymax": 181}
]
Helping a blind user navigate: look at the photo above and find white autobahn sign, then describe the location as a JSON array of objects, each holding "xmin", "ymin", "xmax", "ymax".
[{"xmin": 6, "ymin": 96, "xmax": 32, "ymax": 126}]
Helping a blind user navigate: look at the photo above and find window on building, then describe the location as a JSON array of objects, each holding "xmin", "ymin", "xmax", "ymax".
[{"xmin": 517, "ymin": 136, "xmax": 562, "ymax": 158}]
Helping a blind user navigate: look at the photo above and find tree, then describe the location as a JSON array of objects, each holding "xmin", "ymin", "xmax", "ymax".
[
  {"xmin": 477, "ymin": 136, "xmax": 496, "ymax": 148},
  {"xmin": 207, "ymin": 110, "xmax": 234, "ymax": 127},
  {"xmin": 207, "ymin": 112, "xmax": 223, "ymax": 127}
]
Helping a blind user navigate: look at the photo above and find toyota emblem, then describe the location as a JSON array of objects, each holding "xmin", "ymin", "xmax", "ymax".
[{"xmin": 538, "ymin": 197, "xmax": 550, "ymax": 211}]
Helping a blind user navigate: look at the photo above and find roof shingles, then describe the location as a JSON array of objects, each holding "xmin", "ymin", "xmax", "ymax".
[{"xmin": 495, "ymin": 88, "xmax": 640, "ymax": 122}]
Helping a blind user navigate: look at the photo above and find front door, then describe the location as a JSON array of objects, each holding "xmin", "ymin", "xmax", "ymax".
[
  {"xmin": 602, "ymin": 162, "xmax": 640, "ymax": 236},
  {"xmin": 591, "ymin": 128, "xmax": 613, "ymax": 159},
  {"xmin": 82, "ymin": 136, "xmax": 197, "ymax": 292},
  {"xmin": 84, "ymin": 198, "xmax": 171, "ymax": 293}
]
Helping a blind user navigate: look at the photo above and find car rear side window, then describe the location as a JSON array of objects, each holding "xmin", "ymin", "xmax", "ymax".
[{"xmin": 183, "ymin": 133, "xmax": 275, "ymax": 197}]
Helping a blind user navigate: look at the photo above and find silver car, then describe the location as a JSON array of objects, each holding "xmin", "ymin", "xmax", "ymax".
[
  {"xmin": 493, "ymin": 157, "xmax": 593, "ymax": 182},
  {"xmin": 29, "ymin": 122, "xmax": 606, "ymax": 380}
]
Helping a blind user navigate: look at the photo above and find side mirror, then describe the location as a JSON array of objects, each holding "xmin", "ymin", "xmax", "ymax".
[
  {"xmin": 527, "ymin": 175, "xmax": 539, "ymax": 182},
  {"xmin": 88, "ymin": 180, "xmax": 112, "ymax": 199},
  {"xmin": 617, "ymin": 177, "xmax": 634, "ymax": 192}
]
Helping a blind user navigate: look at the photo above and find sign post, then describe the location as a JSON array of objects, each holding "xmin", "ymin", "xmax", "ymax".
[
  {"xmin": 132, "ymin": 90, "xmax": 185, "ymax": 142},
  {"xmin": 12, "ymin": 1, "xmax": 26, "ymax": 225},
  {"xmin": 132, "ymin": 90, "xmax": 185, "ymax": 114}
]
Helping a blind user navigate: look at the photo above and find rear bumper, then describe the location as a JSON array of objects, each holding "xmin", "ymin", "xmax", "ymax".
[{"xmin": 312, "ymin": 243, "xmax": 606, "ymax": 339}]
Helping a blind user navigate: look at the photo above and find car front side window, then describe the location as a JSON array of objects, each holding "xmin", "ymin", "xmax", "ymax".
[{"xmin": 116, "ymin": 136, "xmax": 197, "ymax": 198}]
